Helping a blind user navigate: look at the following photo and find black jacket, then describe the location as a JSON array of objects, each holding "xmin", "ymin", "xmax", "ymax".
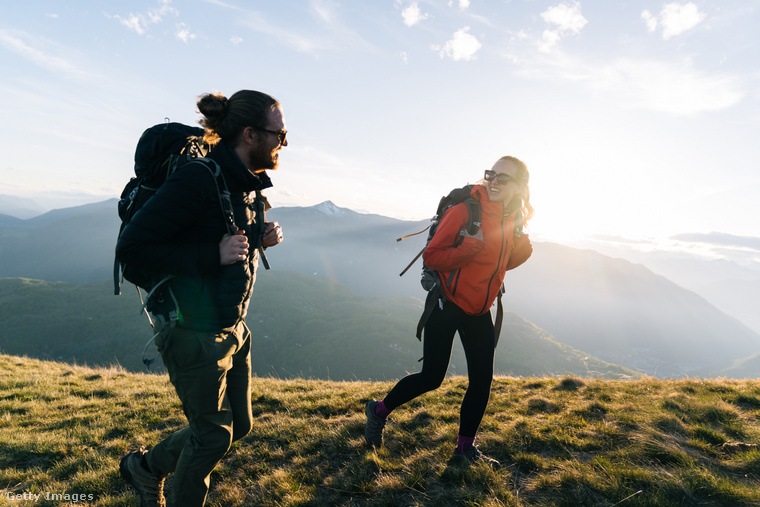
[{"xmin": 116, "ymin": 141, "xmax": 272, "ymax": 331}]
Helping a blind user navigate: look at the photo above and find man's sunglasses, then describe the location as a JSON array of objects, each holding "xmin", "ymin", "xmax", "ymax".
[
  {"xmin": 484, "ymin": 170, "xmax": 514, "ymax": 185},
  {"xmin": 257, "ymin": 128, "xmax": 287, "ymax": 145}
]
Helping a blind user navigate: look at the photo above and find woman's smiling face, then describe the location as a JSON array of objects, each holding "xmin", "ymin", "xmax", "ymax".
[{"xmin": 484, "ymin": 158, "xmax": 521, "ymax": 203}]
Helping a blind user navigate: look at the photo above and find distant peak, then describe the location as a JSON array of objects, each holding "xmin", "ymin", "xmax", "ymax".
[{"xmin": 313, "ymin": 201, "xmax": 346, "ymax": 217}]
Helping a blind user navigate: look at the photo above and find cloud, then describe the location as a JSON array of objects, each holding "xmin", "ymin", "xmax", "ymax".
[
  {"xmin": 671, "ymin": 233, "xmax": 760, "ymax": 252},
  {"xmin": 539, "ymin": 30, "xmax": 562, "ymax": 52},
  {"xmin": 230, "ymin": 36, "xmax": 244, "ymax": 45},
  {"xmin": 110, "ymin": 0, "xmax": 179, "ymax": 36},
  {"xmin": 541, "ymin": 2, "xmax": 587, "ymax": 32},
  {"xmin": 175, "ymin": 23, "xmax": 196, "ymax": 43},
  {"xmin": 590, "ymin": 234, "xmax": 658, "ymax": 247},
  {"xmin": 641, "ymin": 10, "xmax": 658, "ymax": 33},
  {"xmin": 539, "ymin": 2, "xmax": 588, "ymax": 52},
  {"xmin": 448, "ymin": 0, "xmax": 470, "ymax": 10},
  {"xmin": 0, "ymin": 29, "xmax": 88, "ymax": 80},
  {"xmin": 402, "ymin": 2, "xmax": 429, "ymax": 27},
  {"xmin": 202, "ymin": 0, "xmax": 242, "ymax": 9},
  {"xmin": 437, "ymin": 27, "xmax": 481, "ymax": 61},
  {"xmin": 516, "ymin": 52, "xmax": 743, "ymax": 115},
  {"xmin": 239, "ymin": 11, "xmax": 328, "ymax": 55},
  {"xmin": 233, "ymin": 4, "xmax": 373, "ymax": 56},
  {"xmin": 311, "ymin": 0, "xmax": 338, "ymax": 24},
  {"xmin": 114, "ymin": 14, "xmax": 147, "ymax": 36},
  {"xmin": 592, "ymin": 58, "xmax": 743, "ymax": 115},
  {"xmin": 642, "ymin": 2, "xmax": 706, "ymax": 40}
]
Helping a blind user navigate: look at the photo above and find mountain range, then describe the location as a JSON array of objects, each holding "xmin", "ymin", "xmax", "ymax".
[
  {"xmin": 0, "ymin": 194, "xmax": 45, "ymax": 219},
  {"xmin": 0, "ymin": 197, "xmax": 758, "ymax": 378},
  {"xmin": 576, "ymin": 239, "xmax": 760, "ymax": 337}
]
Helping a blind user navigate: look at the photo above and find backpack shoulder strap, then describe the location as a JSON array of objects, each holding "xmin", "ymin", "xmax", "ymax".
[
  {"xmin": 188, "ymin": 158, "xmax": 237, "ymax": 237},
  {"xmin": 463, "ymin": 197, "xmax": 481, "ymax": 236},
  {"xmin": 191, "ymin": 159, "xmax": 272, "ymax": 270}
]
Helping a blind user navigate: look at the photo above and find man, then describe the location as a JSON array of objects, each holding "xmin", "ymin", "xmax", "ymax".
[{"xmin": 116, "ymin": 90, "xmax": 286, "ymax": 506}]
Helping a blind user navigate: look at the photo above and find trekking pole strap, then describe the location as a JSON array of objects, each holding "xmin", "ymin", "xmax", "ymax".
[
  {"xmin": 255, "ymin": 191, "xmax": 271, "ymax": 270},
  {"xmin": 416, "ymin": 290, "xmax": 441, "ymax": 341},
  {"xmin": 113, "ymin": 258, "xmax": 122, "ymax": 295},
  {"xmin": 259, "ymin": 247, "xmax": 271, "ymax": 270},
  {"xmin": 494, "ymin": 288, "xmax": 505, "ymax": 348},
  {"xmin": 396, "ymin": 225, "xmax": 430, "ymax": 242},
  {"xmin": 399, "ymin": 246, "xmax": 426, "ymax": 277}
]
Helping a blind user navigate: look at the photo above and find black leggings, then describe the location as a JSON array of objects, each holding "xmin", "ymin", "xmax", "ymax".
[{"xmin": 383, "ymin": 301, "xmax": 495, "ymax": 438}]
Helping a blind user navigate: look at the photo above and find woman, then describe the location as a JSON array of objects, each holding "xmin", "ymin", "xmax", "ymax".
[{"xmin": 364, "ymin": 156, "xmax": 534, "ymax": 467}]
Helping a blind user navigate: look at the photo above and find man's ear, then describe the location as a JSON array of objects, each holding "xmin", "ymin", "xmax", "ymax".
[{"xmin": 242, "ymin": 126, "xmax": 259, "ymax": 146}]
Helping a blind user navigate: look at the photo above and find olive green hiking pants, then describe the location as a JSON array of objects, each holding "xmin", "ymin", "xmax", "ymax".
[{"xmin": 145, "ymin": 321, "xmax": 253, "ymax": 507}]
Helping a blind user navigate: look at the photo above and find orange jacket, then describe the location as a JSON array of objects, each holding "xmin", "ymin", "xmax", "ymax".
[{"xmin": 423, "ymin": 185, "xmax": 532, "ymax": 316}]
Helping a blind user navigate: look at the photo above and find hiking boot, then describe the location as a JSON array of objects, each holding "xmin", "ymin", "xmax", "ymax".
[
  {"xmin": 119, "ymin": 447, "xmax": 166, "ymax": 507},
  {"xmin": 455, "ymin": 445, "xmax": 502, "ymax": 469},
  {"xmin": 364, "ymin": 399, "xmax": 387, "ymax": 448}
]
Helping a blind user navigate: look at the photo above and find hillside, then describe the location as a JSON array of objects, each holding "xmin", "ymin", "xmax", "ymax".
[
  {"xmin": 0, "ymin": 274, "xmax": 635, "ymax": 380},
  {"xmin": 498, "ymin": 243, "xmax": 760, "ymax": 377},
  {"xmin": 0, "ymin": 200, "xmax": 119, "ymax": 282},
  {"xmin": 0, "ymin": 194, "xmax": 45, "ymax": 219},
  {"xmin": 1, "ymin": 354, "xmax": 759, "ymax": 506},
  {"xmin": 1, "ymin": 198, "xmax": 759, "ymax": 378},
  {"xmin": 267, "ymin": 205, "xmax": 760, "ymax": 377},
  {"xmin": 581, "ymin": 242, "xmax": 760, "ymax": 336}
]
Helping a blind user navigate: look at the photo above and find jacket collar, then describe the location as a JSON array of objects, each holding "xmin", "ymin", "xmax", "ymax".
[
  {"xmin": 471, "ymin": 184, "xmax": 522, "ymax": 224},
  {"xmin": 471, "ymin": 184, "xmax": 505, "ymax": 217}
]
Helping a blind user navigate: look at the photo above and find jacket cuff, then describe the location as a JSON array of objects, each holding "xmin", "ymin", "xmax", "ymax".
[{"xmin": 506, "ymin": 234, "xmax": 532, "ymax": 271}]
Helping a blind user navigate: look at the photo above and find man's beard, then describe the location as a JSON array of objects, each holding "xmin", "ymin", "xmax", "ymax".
[{"xmin": 248, "ymin": 146, "xmax": 278, "ymax": 172}]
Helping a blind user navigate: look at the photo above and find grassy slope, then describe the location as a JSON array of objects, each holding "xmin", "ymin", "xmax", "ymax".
[
  {"xmin": 0, "ymin": 275, "xmax": 637, "ymax": 379},
  {"xmin": 1, "ymin": 354, "xmax": 759, "ymax": 506}
]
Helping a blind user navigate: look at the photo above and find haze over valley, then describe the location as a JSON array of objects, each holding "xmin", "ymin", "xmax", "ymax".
[{"xmin": 0, "ymin": 197, "xmax": 758, "ymax": 379}]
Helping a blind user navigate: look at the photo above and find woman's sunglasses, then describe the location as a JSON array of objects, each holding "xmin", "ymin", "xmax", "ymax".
[{"xmin": 484, "ymin": 170, "xmax": 514, "ymax": 185}]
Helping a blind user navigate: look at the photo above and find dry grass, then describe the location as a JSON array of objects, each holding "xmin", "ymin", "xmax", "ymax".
[{"xmin": 1, "ymin": 354, "xmax": 759, "ymax": 506}]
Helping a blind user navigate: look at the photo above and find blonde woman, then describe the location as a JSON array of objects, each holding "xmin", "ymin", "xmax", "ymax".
[{"xmin": 365, "ymin": 156, "xmax": 534, "ymax": 467}]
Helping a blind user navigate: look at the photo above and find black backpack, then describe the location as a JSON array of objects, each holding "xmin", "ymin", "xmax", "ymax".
[
  {"xmin": 113, "ymin": 122, "xmax": 247, "ymax": 368},
  {"xmin": 398, "ymin": 185, "xmax": 507, "ymax": 348},
  {"xmin": 113, "ymin": 122, "xmax": 239, "ymax": 297}
]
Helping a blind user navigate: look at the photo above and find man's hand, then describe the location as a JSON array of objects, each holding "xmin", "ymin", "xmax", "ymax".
[
  {"xmin": 262, "ymin": 221, "xmax": 283, "ymax": 248},
  {"xmin": 219, "ymin": 231, "xmax": 249, "ymax": 265}
]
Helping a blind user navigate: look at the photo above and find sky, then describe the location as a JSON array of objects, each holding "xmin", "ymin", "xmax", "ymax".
[{"xmin": 1, "ymin": 0, "xmax": 759, "ymax": 267}]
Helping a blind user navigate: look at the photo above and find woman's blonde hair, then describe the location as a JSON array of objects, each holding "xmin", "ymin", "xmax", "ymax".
[{"xmin": 484, "ymin": 156, "xmax": 534, "ymax": 225}]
